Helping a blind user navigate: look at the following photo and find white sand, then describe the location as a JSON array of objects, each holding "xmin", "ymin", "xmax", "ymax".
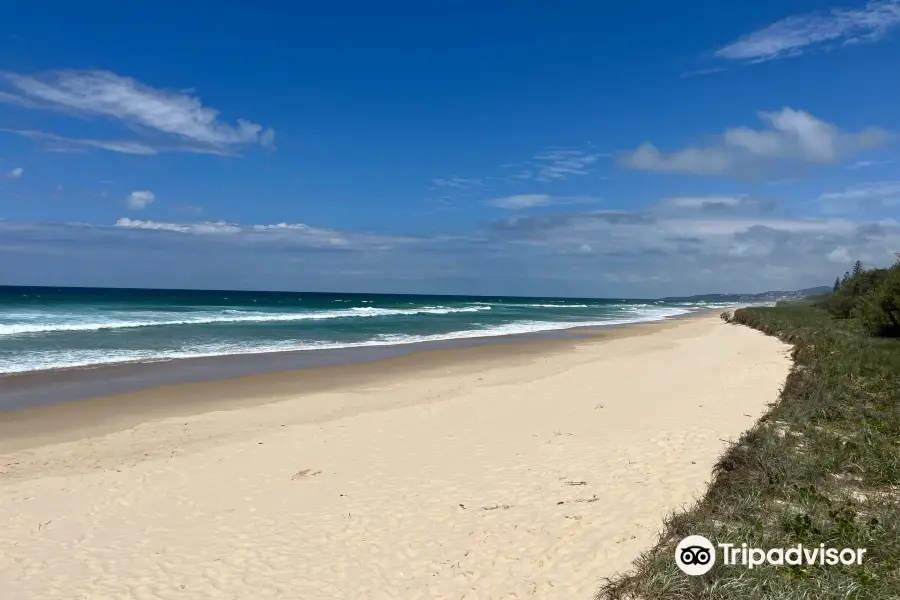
[{"xmin": 0, "ymin": 315, "xmax": 791, "ymax": 600}]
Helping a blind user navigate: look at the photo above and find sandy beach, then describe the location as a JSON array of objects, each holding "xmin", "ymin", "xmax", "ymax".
[{"xmin": 0, "ymin": 314, "xmax": 791, "ymax": 600}]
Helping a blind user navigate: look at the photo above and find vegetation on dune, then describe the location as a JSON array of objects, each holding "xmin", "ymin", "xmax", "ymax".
[
  {"xmin": 818, "ymin": 257, "xmax": 900, "ymax": 337},
  {"xmin": 595, "ymin": 257, "xmax": 900, "ymax": 600}
]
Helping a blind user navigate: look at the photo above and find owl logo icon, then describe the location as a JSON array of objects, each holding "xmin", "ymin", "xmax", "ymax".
[{"xmin": 675, "ymin": 535, "xmax": 716, "ymax": 575}]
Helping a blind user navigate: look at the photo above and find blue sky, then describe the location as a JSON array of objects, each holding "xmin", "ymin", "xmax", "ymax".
[{"xmin": 2, "ymin": 0, "xmax": 900, "ymax": 297}]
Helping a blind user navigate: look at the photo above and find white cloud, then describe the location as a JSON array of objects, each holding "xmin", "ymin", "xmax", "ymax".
[
  {"xmin": 846, "ymin": 158, "xmax": 895, "ymax": 169},
  {"xmin": 0, "ymin": 69, "xmax": 275, "ymax": 155},
  {"xmin": 486, "ymin": 194, "xmax": 600, "ymax": 210},
  {"xmin": 113, "ymin": 218, "xmax": 421, "ymax": 250},
  {"xmin": 618, "ymin": 108, "xmax": 889, "ymax": 177},
  {"xmin": 662, "ymin": 196, "xmax": 744, "ymax": 209},
  {"xmin": 486, "ymin": 206, "xmax": 898, "ymax": 292},
  {"xmin": 431, "ymin": 177, "xmax": 484, "ymax": 191},
  {"xmin": 5, "ymin": 167, "xmax": 23, "ymax": 179},
  {"xmin": 827, "ymin": 246, "xmax": 853, "ymax": 263},
  {"xmin": 2, "ymin": 128, "xmax": 159, "ymax": 155},
  {"xmin": 4, "ymin": 200, "xmax": 899, "ymax": 297},
  {"xmin": 680, "ymin": 67, "xmax": 729, "ymax": 78},
  {"xmin": 175, "ymin": 204, "xmax": 203, "ymax": 214},
  {"xmin": 817, "ymin": 180, "xmax": 900, "ymax": 211},
  {"xmin": 531, "ymin": 148, "xmax": 605, "ymax": 181},
  {"xmin": 716, "ymin": 0, "xmax": 900, "ymax": 63},
  {"xmin": 487, "ymin": 194, "xmax": 553, "ymax": 209},
  {"xmin": 126, "ymin": 190, "xmax": 155, "ymax": 210},
  {"xmin": 117, "ymin": 218, "xmax": 236, "ymax": 233},
  {"xmin": 431, "ymin": 147, "xmax": 606, "ymax": 198}
]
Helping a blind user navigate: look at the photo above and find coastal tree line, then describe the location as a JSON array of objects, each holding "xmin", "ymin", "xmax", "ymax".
[{"xmin": 818, "ymin": 253, "xmax": 900, "ymax": 337}]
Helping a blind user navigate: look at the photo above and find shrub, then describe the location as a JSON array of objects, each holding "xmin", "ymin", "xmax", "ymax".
[
  {"xmin": 818, "ymin": 292, "xmax": 858, "ymax": 318},
  {"xmin": 856, "ymin": 263, "xmax": 900, "ymax": 338},
  {"xmin": 817, "ymin": 265, "xmax": 890, "ymax": 319}
]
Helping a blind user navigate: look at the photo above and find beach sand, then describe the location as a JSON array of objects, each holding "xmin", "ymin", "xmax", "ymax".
[{"xmin": 0, "ymin": 313, "xmax": 791, "ymax": 600}]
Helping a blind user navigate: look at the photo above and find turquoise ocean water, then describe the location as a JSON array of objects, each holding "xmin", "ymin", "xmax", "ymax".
[{"xmin": 0, "ymin": 286, "xmax": 742, "ymax": 375}]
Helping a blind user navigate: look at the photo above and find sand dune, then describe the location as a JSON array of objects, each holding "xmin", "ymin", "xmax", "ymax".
[{"xmin": 0, "ymin": 314, "xmax": 791, "ymax": 599}]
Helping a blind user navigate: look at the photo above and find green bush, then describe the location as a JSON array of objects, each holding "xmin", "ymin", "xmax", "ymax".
[
  {"xmin": 816, "ymin": 264, "xmax": 891, "ymax": 322},
  {"xmin": 856, "ymin": 263, "xmax": 900, "ymax": 338},
  {"xmin": 818, "ymin": 292, "xmax": 858, "ymax": 318}
]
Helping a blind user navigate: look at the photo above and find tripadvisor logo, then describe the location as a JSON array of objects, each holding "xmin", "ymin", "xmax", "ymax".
[
  {"xmin": 675, "ymin": 535, "xmax": 716, "ymax": 575},
  {"xmin": 675, "ymin": 535, "xmax": 867, "ymax": 576}
]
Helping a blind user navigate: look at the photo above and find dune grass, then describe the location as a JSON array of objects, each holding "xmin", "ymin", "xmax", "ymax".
[{"xmin": 596, "ymin": 303, "xmax": 900, "ymax": 600}]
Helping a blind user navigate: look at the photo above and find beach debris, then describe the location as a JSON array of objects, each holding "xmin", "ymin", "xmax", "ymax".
[
  {"xmin": 291, "ymin": 469, "xmax": 322, "ymax": 480},
  {"xmin": 564, "ymin": 480, "xmax": 587, "ymax": 486},
  {"xmin": 480, "ymin": 504, "xmax": 512, "ymax": 511},
  {"xmin": 557, "ymin": 501, "xmax": 565, "ymax": 505},
  {"xmin": 459, "ymin": 503, "xmax": 466, "ymax": 509},
  {"xmin": 594, "ymin": 403, "xmax": 605, "ymax": 409},
  {"xmin": 576, "ymin": 494, "xmax": 599, "ymax": 503}
]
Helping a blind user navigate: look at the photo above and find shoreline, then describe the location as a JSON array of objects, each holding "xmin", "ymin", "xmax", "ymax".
[
  {"xmin": 0, "ymin": 315, "xmax": 698, "ymax": 454},
  {"xmin": 0, "ymin": 310, "xmax": 792, "ymax": 599},
  {"xmin": 0, "ymin": 308, "xmax": 719, "ymax": 415}
]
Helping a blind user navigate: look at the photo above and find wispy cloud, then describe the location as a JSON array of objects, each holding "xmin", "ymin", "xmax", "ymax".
[
  {"xmin": 117, "ymin": 218, "xmax": 236, "ymax": 233},
  {"xmin": 2, "ymin": 128, "xmax": 159, "ymax": 155},
  {"xmin": 485, "ymin": 194, "xmax": 599, "ymax": 210},
  {"xmin": 486, "ymin": 194, "xmax": 553, "ymax": 209},
  {"xmin": 175, "ymin": 204, "xmax": 204, "ymax": 214},
  {"xmin": 114, "ymin": 218, "xmax": 421, "ymax": 250},
  {"xmin": 4, "ymin": 167, "xmax": 23, "ymax": 179},
  {"xmin": 680, "ymin": 67, "xmax": 728, "ymax": 78},
  {"xmin": 618, "ymin": 107, "xmax": 890, "ymax": 178},
  {"xmin": 846, "ymin": 158, "xmax": 895, "ymax": 169},
  {"xmin": 530, "ymin": 148, "xmax": 606, "ymax": 181},
  {"xmin": 0, "ymin": 69, "xmax": 275, "ymax": 155},
  {"xmin": 5, "ymin": 197, "xmax": 900, "ymax": 296},
  {"xmin": 716, "ymin": 0, "xmax": 900, "ymax": 64},
  {"xmin": 662, "ymin": 196, "xmax": 743, "ymax": 209},
  {"xmin": 433, "ymin": 146, "xmax": 607, "ymax": 199},
  {"xmin": 659, "ymin": 195, "xmax": 773, "ymax": 212},
  {"xmin": 817, "ymin": 180, "xmax": 900, "ymax": 211},
  {"xmin": 430, "ymin": 177, "xmax": 485, "ymax": 191},
  {"xmin": 126, "ymin": 190, "xmax": 155, "ymax": 210},
  {"xmin": 486, "ymin": 202, "xmax": 891, "ymax": 274}
]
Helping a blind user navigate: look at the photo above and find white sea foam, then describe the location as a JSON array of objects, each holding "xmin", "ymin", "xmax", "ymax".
[
  {"xmin": 508, "ymin": 303, "xmax": 591, "ymax": 309},
  {"xmin": 0, "ymin": 306, "xmax": 695, "ymax": 374},
  {"xmin": 472, "ymin": 302, "xmax": 591, "ymax": 309},
  {"xmin": 0, "ymin": 305, "xmax": 492, "ymax": 336}
]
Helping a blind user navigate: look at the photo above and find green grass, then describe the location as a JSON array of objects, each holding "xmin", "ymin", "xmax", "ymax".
[{"xmin": 596, "ymin": 304, "xmax": 900, "ymax": 600}]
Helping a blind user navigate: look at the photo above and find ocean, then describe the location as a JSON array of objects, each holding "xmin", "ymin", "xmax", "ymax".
[{"xmin": 0, "ymin": 286, "xmax": 742, "ymax": 375}]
